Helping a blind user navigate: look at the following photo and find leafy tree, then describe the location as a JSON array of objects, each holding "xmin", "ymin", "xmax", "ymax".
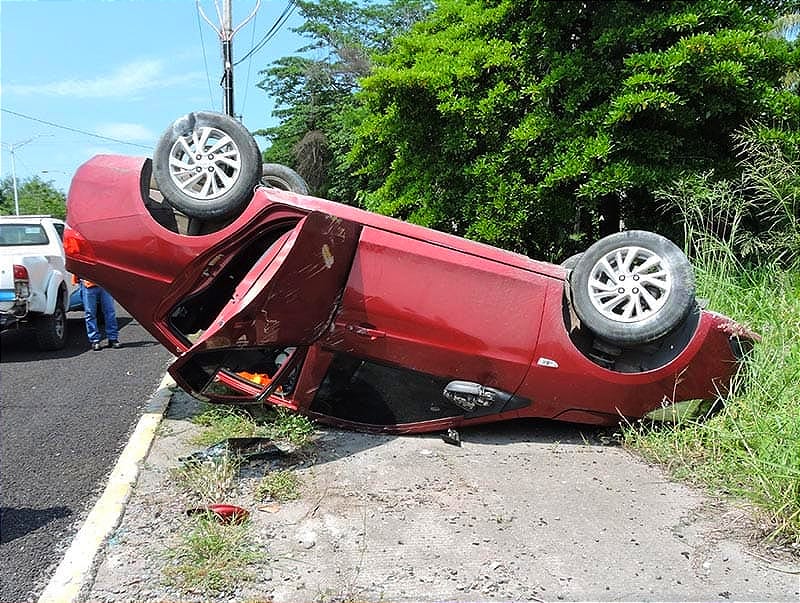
[
  {"xmin": 352, "ymin": 0, "xmax": 800, "ymax": 259},
  {"xmin": 0, "ymin": 175, "xmax": 66, "ymax": 219},
  {"xmin": 255, "ymin": 0, "xmax": 431, "ymax": 199}
]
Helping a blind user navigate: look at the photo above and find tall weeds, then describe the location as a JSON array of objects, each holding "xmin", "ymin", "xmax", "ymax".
[{"xmin": 626, "ymin": 124, "xmax": 800, "ymax": 545}]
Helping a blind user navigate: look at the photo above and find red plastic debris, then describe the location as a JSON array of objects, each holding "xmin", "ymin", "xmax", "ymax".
[{"xmin": 186, "ymin": 503, "xmax": 249, "ymax": 524}]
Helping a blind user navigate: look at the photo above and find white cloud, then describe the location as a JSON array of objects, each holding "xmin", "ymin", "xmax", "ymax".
[
  {"xmin": 6, "ymin": 59, "xmax": 201, "ymax": 98},
  {"xmin": 95, "ymin": 123, "xmax": 156, "ymax": 142}
]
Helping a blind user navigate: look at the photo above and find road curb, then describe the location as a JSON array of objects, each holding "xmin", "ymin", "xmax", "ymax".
[{"xmin": 37, "ymin": 373, "xmax": 175, "ymax": 603}]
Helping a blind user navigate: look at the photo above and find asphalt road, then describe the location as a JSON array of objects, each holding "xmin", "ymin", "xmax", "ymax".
[{"xmin": 0, "ymin": 306, "xmax": 172, "ymax": 602}]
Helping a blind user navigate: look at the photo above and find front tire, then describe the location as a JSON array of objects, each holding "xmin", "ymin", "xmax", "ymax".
[
  {"xmin": 153, "ymin": 111, "xmax": 261, "ymax": 220},
  {"xmin": 569, "ymin": 231, "xmax": 695, "ymax": 346}
]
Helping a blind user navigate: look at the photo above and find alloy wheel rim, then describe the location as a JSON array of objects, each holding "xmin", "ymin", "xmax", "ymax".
[
  {"xmin": 168, "ymin": 126, "xmax": 242, "ymax": 201},
  {"xmin": 586, "ymin": 245, "xmax": 671, "ymax": 323}
]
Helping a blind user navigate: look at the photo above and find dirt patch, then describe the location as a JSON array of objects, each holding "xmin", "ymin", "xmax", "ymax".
[{"xmin": 86, "ymin": 390, "xmax": 799, "ymax": 602}]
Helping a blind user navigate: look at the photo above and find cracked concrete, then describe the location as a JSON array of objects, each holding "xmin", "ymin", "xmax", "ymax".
[{"xmin": 86, "ymin": 390, "xmax": 799, "ymax": 602}]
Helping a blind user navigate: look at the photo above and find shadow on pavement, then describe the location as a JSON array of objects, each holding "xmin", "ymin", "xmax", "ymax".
[
  {"xmin": 0, "ymin": 506, "xmax": 73, "ymax": 544},
  {"xmin": 0, "ymin": 316, "xmax": 158, "ymax": 362}
]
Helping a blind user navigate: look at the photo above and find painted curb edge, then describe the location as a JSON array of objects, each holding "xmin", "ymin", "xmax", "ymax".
[{"xmin": 37, "ymin": 373, "xmax": 175, "ymax": 603}]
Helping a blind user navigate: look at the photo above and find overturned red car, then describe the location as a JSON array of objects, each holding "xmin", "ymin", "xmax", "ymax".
[{"xmin": 65, "ymin": 112, "xmax": 755, "ymax": 433}]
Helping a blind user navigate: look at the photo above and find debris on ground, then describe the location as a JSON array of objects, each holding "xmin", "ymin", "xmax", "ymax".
[{"xmin": 179, "ymin": 437, "xmax": 288, "ymax": 465}]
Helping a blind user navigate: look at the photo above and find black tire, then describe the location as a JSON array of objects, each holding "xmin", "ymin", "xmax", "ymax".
[
  {"xmin": 569, "ymin": 230, "xmax": 695, "ymax": 346},
  {"xmin": 261, "ymin": 163, "xmax": 309, "ymax": 195},
  {"xmin": 560, "ymin": 253, "xmax": 583, "ymax": 270},
  {"xmin": 153, "ymin": 111, "xmax": 261, "ymax": 220},
  {"xmin": 35, "ymin": 294, "xmax": 67, "ymax": 350}
]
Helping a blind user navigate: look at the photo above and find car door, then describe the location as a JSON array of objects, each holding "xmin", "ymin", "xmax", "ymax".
[
  {"xmin": 308, "ymin": 225, "xmax": 549, "ymax": 427},
  {"xmin": 169, "ymin": 210, "xmax": 361, "ymax": 401}
]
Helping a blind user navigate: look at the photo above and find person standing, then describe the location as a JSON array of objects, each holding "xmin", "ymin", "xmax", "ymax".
[{"xmin": 75, "ymin": 277, "xmax": 121, "ymax": 350}]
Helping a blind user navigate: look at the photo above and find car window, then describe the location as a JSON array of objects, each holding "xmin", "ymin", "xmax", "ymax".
[
  {"xmin": 309, "ymin": 354, "xmax": 459, "ymax": 425},
  {"xmin": 0, "ymin": 224, "xmax": 49, "ymax": 246},
  {"xmin": 176, "ymin": 346, "xmax": 302, "ymax": 401},
  {"xmin": 53, "ymin": 223, "xmax": 65, "ymax": 240}
]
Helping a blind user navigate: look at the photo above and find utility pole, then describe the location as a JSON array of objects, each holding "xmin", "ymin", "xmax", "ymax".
[
  {"xmin": 222, "ymin": 0, "xmax": 235, "ymax": 116},
  {"xmin": 197, "ymin": 0, "xmax": 261, "ymax": 118}
]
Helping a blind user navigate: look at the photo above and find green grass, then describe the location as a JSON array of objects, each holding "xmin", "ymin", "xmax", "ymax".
[
  {"xmin": 162, "ymin": 403, "xmax": 316, "ymax": 596},
  {"xmin": 164, "ymin": 514, "xmax": 263, "ymax": 595},
  {"xmin": 172, "ymin": 455, "xmax": 241, "ymax": 504},
  {"xmin": 261, "ymin": 407, "xmax": 316, "ymax": 446},
  {"xmin": 632, "ymin": 129, "xmax": 800, "ymax": 545},
  {"xmin": 625, "ymin": 262, "xmax": 800, "ymax": 544},
  {"xmin": 190, "ymin": 406, "xmax": 268, "ymax": 446},
  {"xmin": 191, "ymin": 404, "xmax": 315, "ymax": 447},
  {"xmin": 255, "ymin": 469, "xmax": 301, "ymax": 502}
]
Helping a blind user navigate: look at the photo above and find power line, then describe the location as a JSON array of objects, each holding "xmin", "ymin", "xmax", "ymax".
[
  {"xmin": 1, "ymin": 108, "xmax": 152, "ymax": 150},
  {"xmin": 234, "ymin": 0, "xmax": 297, "ymax": 67},
  {"xmin": 240, "ymin": 8, "xmax": 259, "ymax": 116},
  {"xmin": 196, "ymin": 0, "xmax": 218, "ymax": 111}
]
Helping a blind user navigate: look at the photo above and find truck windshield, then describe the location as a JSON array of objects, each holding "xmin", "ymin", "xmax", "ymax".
[{"xmin": 0, "ymin": 224, "xmax": 49, "ymax": 246}]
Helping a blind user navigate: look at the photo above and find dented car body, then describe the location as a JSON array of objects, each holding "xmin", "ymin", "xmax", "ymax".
[{"xmin": 65, "ymin": 155, "xmax": 754, "ymax": 432}]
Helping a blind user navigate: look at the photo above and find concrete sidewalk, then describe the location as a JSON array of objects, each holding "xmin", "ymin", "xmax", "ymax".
[{"xmin": 65, "ymin": 388, "xmax": 800, "ymax": 601}]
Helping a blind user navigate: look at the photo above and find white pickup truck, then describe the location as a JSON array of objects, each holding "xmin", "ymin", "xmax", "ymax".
[{"xmin": 0, "ymin": 215, "xmax": 76, "ymax": 350}]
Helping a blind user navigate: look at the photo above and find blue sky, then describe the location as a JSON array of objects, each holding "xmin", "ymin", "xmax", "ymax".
[{"xmin": 1, "ymin": 0, "xmax": 305, "ymax": 195}]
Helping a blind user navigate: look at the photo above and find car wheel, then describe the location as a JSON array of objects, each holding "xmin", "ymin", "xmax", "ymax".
[
  {"xmin": 153, "ymin": 111, "xmax": 261, "ymax": 220},
  {"xmin": 560, "ymin": 253, "xmax": 583, "ymax": 270},
  {"xmin": 261, "ymin": 163, "xmax": 309, "ymax": 195},
  {"xmin": 569, "ymin": 230, "xmax": 695, "ymax": 346},
  {"xmin": 36, "ymin": 295, "xmax": 68, "ymax": 350}
]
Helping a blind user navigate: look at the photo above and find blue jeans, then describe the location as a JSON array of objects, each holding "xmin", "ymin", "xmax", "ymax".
[{"xmin": 82, "ymin": 285, "xmax": 119, "ymax": 343}]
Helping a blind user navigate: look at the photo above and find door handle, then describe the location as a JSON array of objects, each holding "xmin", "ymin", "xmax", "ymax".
[{"xmin": 347, "ymin": 323, "xmax": 386, "ymax": 340}]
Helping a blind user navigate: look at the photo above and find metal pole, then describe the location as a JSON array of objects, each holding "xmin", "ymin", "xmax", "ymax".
[
  {"xmin": 196, "ymin": 0, "xmax": 260, "ymax": 119},
  {"xmin": 10, "ymin": 148, "xmax": 20, "ymax": 216},
  {"xmin": 222, "ymin": 0, "xmax": 235, "ymax": 117}
]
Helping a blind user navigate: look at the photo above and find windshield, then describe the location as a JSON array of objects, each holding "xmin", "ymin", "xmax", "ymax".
[{"xmin": 0, "ymin": 224, "xmax": 50, "ymax": 246}]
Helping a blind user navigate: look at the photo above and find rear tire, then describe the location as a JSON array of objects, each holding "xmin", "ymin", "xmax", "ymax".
[
  {"xmin": 261, "ymin": 163, "xmax": 309, "ymax": 195},
  {"xmin": 560, "ymin": 253, "xmax": 583, "ymax": 270},
  {"xmin": 36, "ymin": 295, "xmax": 67, "ymax": 350}
]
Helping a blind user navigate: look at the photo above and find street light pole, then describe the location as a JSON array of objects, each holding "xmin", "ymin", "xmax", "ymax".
[
  {"xmin": 2, "ymin": 136, "xmax": 48, "ymax": 215},
  {"xmin": 10, "ymin": 145, "xmax": 20, "ymax": 216}
]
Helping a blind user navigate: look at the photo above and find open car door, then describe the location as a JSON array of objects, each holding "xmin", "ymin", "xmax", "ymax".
[{"xmin": 169, "ymin": 211, "xmax": 361, "ymax": 402}]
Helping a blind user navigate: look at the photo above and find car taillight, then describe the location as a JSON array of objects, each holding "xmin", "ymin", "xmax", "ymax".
[
  {"xmin": 13, "ymin": 264, "xmax": 29, "ymax": 281},
  {"xmin": 13, "ymin": 264, "xmax": 30, "ymax": 300},
  {"xmin": 63, "ymin": 225, "xmax": 97, "ymax": 263}
]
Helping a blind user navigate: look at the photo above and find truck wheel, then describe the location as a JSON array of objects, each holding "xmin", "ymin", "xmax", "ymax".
[{"xmin": 36, "ymin": 296, "xmax": 68, "ymax": 350}]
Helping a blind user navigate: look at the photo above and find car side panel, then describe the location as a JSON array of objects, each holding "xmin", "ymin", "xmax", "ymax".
[
  {"xmin": 324, "ymin": 225, "xmax": 549, "ymax": 394},
  {"xmin": 515, "ymin": 284, "xmax": 744, "ymax": 423}
]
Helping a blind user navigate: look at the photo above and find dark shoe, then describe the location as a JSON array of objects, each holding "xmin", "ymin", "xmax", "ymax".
[
  {"xmin": 109, "ymin": 340, "xmax": 121, "ymax": 349},
  {"xmin": 92, "ymin": 342, "xmax": 102, "ymax": 351}
]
